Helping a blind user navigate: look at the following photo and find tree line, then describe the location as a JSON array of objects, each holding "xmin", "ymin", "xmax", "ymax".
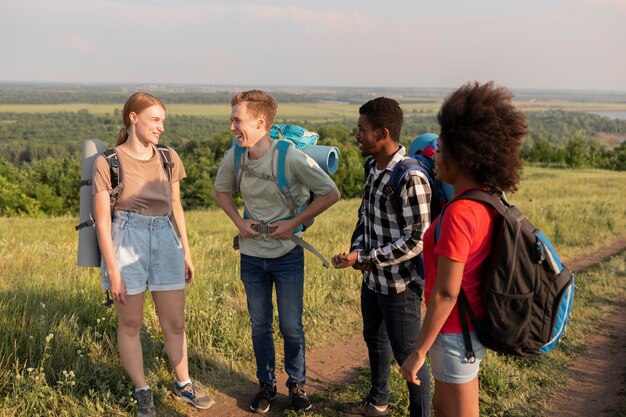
[{"xmin": 0, "ymin": 110, "xmax": 625, "ymax": 216}]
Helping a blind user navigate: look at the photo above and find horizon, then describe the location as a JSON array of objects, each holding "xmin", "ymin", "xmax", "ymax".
[{"xmin": 1, "ymin": 81, "xmax": 626, "ymax": 96}]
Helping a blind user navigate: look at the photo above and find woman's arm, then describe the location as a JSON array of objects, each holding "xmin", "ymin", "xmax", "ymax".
[
  {"xmin": 93, "ymin": 190, "xmax": 127, "ymax": 304},
  {"xmin": 399, "ymin": 256, "xmax": 465, "ymax": 385},
  {"xmin": 170, "ymin": 180, "xmax": 194, "ymax": 283}
]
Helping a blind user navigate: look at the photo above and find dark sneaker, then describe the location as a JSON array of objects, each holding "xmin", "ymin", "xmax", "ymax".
[
  {"xmin": 289, "ymin": 382, "xmax": 312, "ymax": 412},
  {"xmin": 133, "ymin": 388, "xmax": 156, "ymax": 417},
  {"xmin": 173, "ymin": 380, "xmax": 215, "ymax": 410},
  {"xmin": 339, "ymin": 400, "xmax": 390, "ymax": 416},
  {"xmin": 250, "ymin": 382, "xmax": 277, "ymax": 413}
]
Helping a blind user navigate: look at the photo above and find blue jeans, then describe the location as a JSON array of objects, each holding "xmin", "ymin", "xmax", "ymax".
[
  {"xmin": 240, "ymin": 246, "xmax": 306, "ymax": 387},
  {"xmin": 361, "ymin": 282, "xmax": 431, "ymax": 417}
]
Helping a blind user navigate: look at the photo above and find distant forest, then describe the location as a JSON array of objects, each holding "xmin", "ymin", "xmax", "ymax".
[{"xmin": 1, "ymin": 85, "xmax": 625, "ymax": 216}]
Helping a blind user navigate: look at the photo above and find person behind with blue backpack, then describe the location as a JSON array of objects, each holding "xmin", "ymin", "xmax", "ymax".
[
  {"xmin": 399, "ymin": 81, "xmax": 527, "ymax": 417},
  {"xmin": 214, "ymin": 90, "xmax": 340, "ymax": 413},
  {"xmin": 332, "ymin": 97, "xmax": 431, "ymax": 417}
]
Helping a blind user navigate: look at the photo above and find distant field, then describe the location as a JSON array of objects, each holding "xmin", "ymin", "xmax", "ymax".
[
  {"xmin": 1, "ymin": 100, "xmax": 625, "ymax": 120},
  {"xmin": 0, "ymin": 102, "xmax": 438, "ymax": 121}
]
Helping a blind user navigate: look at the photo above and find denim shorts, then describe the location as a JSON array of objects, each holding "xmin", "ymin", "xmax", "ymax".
[
  {"xmin": 101, "ymin": 211, "xmax": 185, "ymax": 295},
  {"xmin": 429, "ymin": 332, "xmax": 486, "ymax": 384}
]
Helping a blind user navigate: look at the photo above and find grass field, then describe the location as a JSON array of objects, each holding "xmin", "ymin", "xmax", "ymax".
[
  {"xmin": 0, "ymin": 102, "xmax": 438, "ymax": 121},
  {"xmin": 0, "ymin": 166, "xmax": 625, "ymax": 416},
  {"xmin": 1, "ymin": 100, "xmax": 625, "ymax": 120}
]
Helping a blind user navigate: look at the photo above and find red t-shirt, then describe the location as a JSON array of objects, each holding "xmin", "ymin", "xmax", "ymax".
[{"xmin": 423, "ymin": 194, "xmax": 497, "ymax": 333}]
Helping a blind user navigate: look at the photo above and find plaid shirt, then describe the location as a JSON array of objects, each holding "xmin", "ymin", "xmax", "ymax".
[{"xmin": 350, "ymin": 146, "xmax": 431, "ymax": 294}]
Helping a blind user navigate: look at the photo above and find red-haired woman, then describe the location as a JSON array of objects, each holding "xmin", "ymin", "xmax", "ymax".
[{"xmin": 93, "ymin": 92, "xmax": 213, "ymax": 417}]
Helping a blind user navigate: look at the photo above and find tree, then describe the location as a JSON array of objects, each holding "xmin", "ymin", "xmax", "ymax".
[{"xmin": 564, "ymin": 130, "xmax": 590, "ymax": 168}]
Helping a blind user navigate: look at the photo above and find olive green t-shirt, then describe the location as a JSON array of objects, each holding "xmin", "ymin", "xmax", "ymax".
[
  {"xmin": 92, "ymin": 145, "xmax": 186, "ymax": 216},
  {"xmin": 215, "ymin": 140, "xmax": 336, "ymax": 258}
]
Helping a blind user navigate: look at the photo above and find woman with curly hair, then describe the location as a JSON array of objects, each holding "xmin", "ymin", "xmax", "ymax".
[{"xmin": 399, "ymin": 81, "xmax": 527, "ymax": 417}]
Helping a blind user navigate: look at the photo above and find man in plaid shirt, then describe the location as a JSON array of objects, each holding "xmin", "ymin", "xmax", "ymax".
[{"xmin": 332, "ymin": 97, "xmax": 431, "ymax": 417}]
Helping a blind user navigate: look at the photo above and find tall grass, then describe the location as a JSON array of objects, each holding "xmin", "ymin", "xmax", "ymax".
[{"xmin": 0, "ymin": 166, "xmax": 625, "ymax": 416}]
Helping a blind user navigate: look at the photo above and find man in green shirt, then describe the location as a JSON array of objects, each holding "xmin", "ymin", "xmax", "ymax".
[{"xmin": 214, "ymin": 90, "xmax": 340, "ymax": 413}]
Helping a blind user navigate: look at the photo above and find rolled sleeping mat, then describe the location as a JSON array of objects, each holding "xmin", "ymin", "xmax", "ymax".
[
  {"xmin": 77, "ymin": 138, "xmax": 106, "ymax": 267},
  {"xmin": 301, "ymin": 145, "xmax": 340, "ymax": 175}
]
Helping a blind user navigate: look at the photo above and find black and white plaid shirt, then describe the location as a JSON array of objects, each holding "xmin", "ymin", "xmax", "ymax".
[{"xmin": 350, "ymin": 146, "xmax": 431, "ymax": 295}]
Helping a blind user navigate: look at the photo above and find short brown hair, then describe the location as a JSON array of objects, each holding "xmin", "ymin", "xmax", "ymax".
[
  {"xmin": 231, "ymin": 90, "xmax": 277, "ymax": 129},
  {"xmin": 437, "ymin": 81, "xmax": 527, "ymax": 192}
]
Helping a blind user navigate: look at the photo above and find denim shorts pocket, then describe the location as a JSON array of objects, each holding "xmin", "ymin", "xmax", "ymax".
[
  {"xmin": 167, "ymin": 219, "xmax": 182, "ymax": 248},
  {"xmin": 110, "ymin": 219, "xmax": 127, "ymax": 256}
]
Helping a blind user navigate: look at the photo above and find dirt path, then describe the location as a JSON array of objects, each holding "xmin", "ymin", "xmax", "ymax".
[
  {"xmin": 196, "ymin": 238, "xmax": 626, "ymax": 417},
  {"xmin": 546, "ymin": 237, "xmax": 626, "ymax": 417}
]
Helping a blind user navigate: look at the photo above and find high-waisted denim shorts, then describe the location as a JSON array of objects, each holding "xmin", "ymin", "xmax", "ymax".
[
  {"xmin": 429, "ymin": 331, "xmax": 486, "ymax": 384},
  {"xmin": 101, "ymin": 211, "xmax": 185, "ymax": 295}
]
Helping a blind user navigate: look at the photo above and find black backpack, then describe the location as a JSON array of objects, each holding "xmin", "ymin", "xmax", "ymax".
[
  {"xmin": 435, "ymin": 189, "xmax": 575, "ymax": 359},
  {"xmin": 102, "ymin": 144, "xmax": 174, "ymax": 212},
  {"xmin": 75, "ymin": 144, "xmax": 174, "ymax": 231}
]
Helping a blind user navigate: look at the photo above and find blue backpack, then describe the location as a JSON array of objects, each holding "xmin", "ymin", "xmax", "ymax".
[
  {"xmin": 388, "ymin": 133, "xmax": 454, "ymax": 220},
  {"xmin": 232, "ymin": 124, "xmax": 328, "ymax": 232},
  {"xmin": 435, "ymin": 188, "xmax": 575, "ymax": 358},
  {"xmin": 231, "ymin": 125, "xmax": 339, "ymax": 267}
]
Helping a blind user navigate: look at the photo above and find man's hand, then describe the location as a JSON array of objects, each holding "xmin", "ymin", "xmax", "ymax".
[
  {"xmin": 268, "ymin": 219, "xmax": 297, "ymax": 240},
  {"xmin": 331, "ymin": 251, "xmax": 359, "ymax": 269},
  {"xmin": 237, "ymin": 219, "xmax": 261, "ymax": 238}
]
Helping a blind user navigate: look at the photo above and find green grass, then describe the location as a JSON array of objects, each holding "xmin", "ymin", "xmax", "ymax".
[
  {"xmin": 0, "ymin": 102, "xmax": 437, "ymax": 121},
  {"xmin": 1, "ymin": 100, "xmax": 625, "ymax": 118},
  {"xmin": 0, "ymin": 166, "xmax": 625, "ymax": 416}
]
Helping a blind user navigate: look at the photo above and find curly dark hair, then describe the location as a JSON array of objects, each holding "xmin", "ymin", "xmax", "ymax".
[
  {"xmin": 437, "ymin": 81, "xmax": 527, "ymax": 192},
  {"xmin": 359, "ymin": 97, "xmax": 403, "ymax": 142}
]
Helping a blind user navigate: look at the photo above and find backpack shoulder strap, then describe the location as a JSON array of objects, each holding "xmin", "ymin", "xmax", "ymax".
[
  {"xmin": 275, "ymin": 139, "xmax": 292, "ymax": 195},
  {"xmin": 102, "ymin": 149, "xmax": 123, "ymax": 212},
  {"xmin": 233, "ymin": 143, "xmax": 246, "ymax": 193},
  {"xmin": 453, "ymin": 188, "xmax": 508, "ymax": 216},
  {"xmin": 434, "ymin": 188, "xmax": 505, "ymax": 242},
  {"xmin": 387, "ymin": 158, "xmax": 432, "ymax": 217},
  {"xmin": 155, "ymin": 144, "xmax": 174, "ymax": 184},
  {"xmin": 102, "ymin": 149, "xmax": 120, "ymax": 189},
  {"xmin": 274, "ymin": 140, "xmax": 300, "ymax": 217}
]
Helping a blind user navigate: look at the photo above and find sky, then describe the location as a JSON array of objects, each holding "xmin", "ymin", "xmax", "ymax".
[{"xmin": 1, "ymin": 0, "xmax": 625, "ymax": 91}]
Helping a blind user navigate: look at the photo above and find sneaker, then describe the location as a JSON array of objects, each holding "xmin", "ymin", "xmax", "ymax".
[
  {"xmin": 339, "ymin": 400, "xmax": 390, "ymax": 416},
  {"xmin": 133, "ymin": 388, "xmax": 156, "ymax": 417},
  {"xmin": 173, "ymin": 380, "xmax": 215, "ymax": 410},
  {"xmin": 249, "ymin": 382, "xmax": 277, "ymax": 413},
  {"xmin": 288, "ymin": 382, "xmax": 312, "ymax": 412}
]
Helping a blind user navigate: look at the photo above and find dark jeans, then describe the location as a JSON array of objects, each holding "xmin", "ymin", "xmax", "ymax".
[
  {"xmin": 240, "ymin": 246, "xmax": 306, "ymax": 387},
  {"xmin": 361, "ymin": 281, "xmax": 431, "ymax": 417}
]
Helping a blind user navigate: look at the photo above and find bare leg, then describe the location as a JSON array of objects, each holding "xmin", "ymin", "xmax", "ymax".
[
  {"xmin": 152, "ymin": 290, "xmax": 190, "ymax": 381},
  {"xmin": 432, "ymin": 376, "xmax": 480, "ymax": 417},
  {"xmin": 114, "ymin": 293, "xmax": 147, "ymax": 388}
]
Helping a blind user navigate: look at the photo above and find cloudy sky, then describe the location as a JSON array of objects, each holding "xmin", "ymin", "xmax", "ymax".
[{"xmin": 1, "ymin": 0, "xmax": 624, "ymax": 91}]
